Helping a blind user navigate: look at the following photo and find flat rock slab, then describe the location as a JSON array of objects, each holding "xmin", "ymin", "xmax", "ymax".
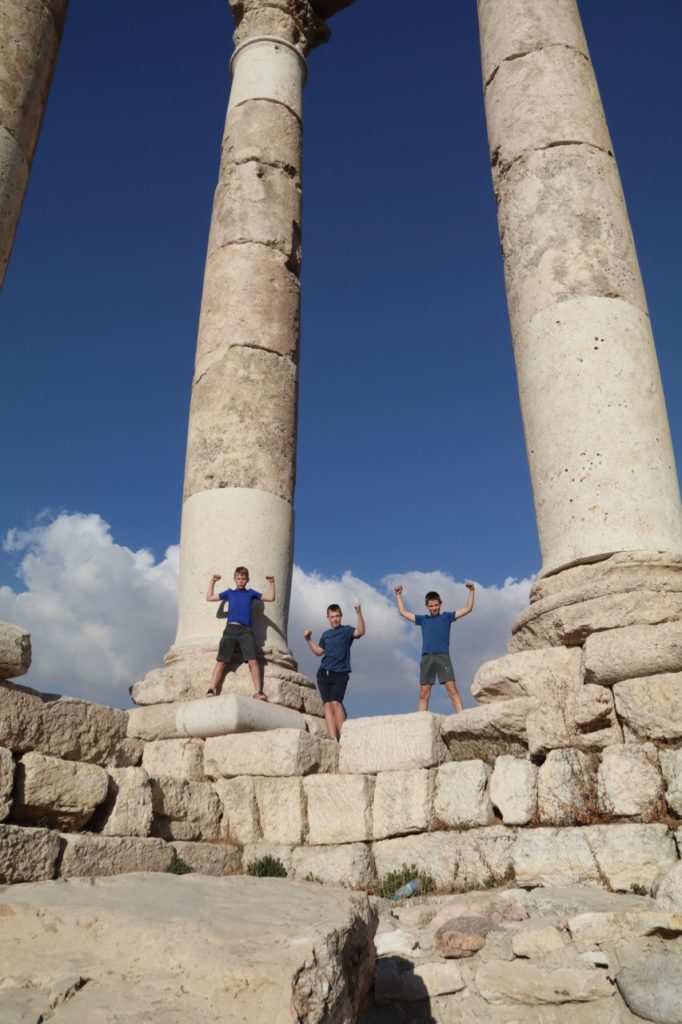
[
  {"xmin": 0, "ymin": 873, "xmax": 377, "ymax": 1024},
  {"xmin": 128, "ymin": 692, "xmax": 306, "ymax": 741}
]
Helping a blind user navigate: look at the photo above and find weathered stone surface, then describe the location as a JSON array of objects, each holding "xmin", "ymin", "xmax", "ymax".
[
  {"xmin": 142, "ymin": 737, "xmax": 206, "ymax": 781},
  {"xmin": 0, "ymin": 874, "xmax": 377, "ymax": 1024},
  {"xmin": 213, "ymin": 776, "xmax": 261, "ymax": 844},
  {"xmin": 305, "ymin": 774, "xmax": 374, "ymax": 845},
  {"xmin": 150, "ymin": 776, "xmax": 222, "ymax": 841},
  {"xmin": 0, "ymin": 620, "xmax": 31, "ymax": 677},
  {"xmin": 372, "ymin": 768, "xmax": 435, "ymax": 840},
  {"xmin": 490, "ymin": 755, "xmax": 537, "ymax": 825},
  {"xmin": 434, "ymin": 760, "xmax": 495, "ymax": 828},
  {"xmin": 660, "ymin": 749, "xmax": 682, "ymax": 816},
  {"xmin": 59, "ymin": 833, "xmax": 173, "ymax": 876},
  {"xmin": 452, "ymin": 826, "xmax": 517, "ymax": 892},
  {"xmin": 94, "ymin": 767, "xmax": 153, "ymax": 838},
  {"xmin": 256, "ymin": 776, "xmax": 306, "ymax": 845},
  {"xmin": 242, "ymin": 841, "xmax": 293, "ymax": 875},
  {"xmin": 613, "ymin": 674, "xmax": 682, "ymax": 741},
  {"xmin": 0, "ymin": 679, "xmax": 45, "ymax": 751},
  {"xmin": 12, "ymin": 751, "xmax": 109, "ymax": 830},
  {"xmin": 514, "ymin": 828, "xmax": 600, "ymax": 889},
  {"xmin": 428, "ymin": 891, "xmax": 528, "ymax": 932},
  {"xmin": 171, "ymin": 840, "xmax": 241, "ymax": 877},
  {"xmin": 0, "ymin": 744, "xmax": 13, "ymax": 819},
  {"xmin": 476, "ymin": 958, "xmax": 614, "ymax": 1004},
  {"xmin": 0, "ymin": 822, "xmax": 60, "ymax": 882},
  {"xmin": 527, "ymin": 683, "xmax": 622, "ymax": 757},
  {"xmin": 472, "ymin": 647, "xmax": 582, "ymax": 703},
  {"xmin": 291, "ymin": 842, "xmax": 375, "ymax": 890},
  {"xmin": 511, "ymin": 922, "xmax": 566, "ymax": 959},
  {"xmin": 584, "ymin": 823, "xmax": 678, "ymax": 893},
  {"xmin": 537, "ymin": 749, "xmax": 597, "ymax": 826},
  {"xmin": 127, "ymin": 702, "xmax": 180, "ymax": 739},
  {"xmin": 41, "ymin": 696, "xmax": 136, "ymax": 766},
  {"xmin": 584, "ymin": 620, "xmax": 682, "ymax": 687},
  {"xmin": 372, "ymin": 832, "xmax": 460, "ymax": 891},
  {"xmin": 616, "ymin": 953, "xmax": 682, "ymax": 1024},
  {"xmin": 566, "ymin": 910, "xmax": 682, "ymax": 945},
  {"xmin": 208, "ymin": 162, "xmax": 301, "ymax": 260},
  {"xmin": 598, "ymin": 744, "xmax": 664, "ymax": 820},
  {"xmin": 441, "ymin": 700, "xmax": 530, "ymax": 747},
  {"xmin": 303, "ymin": 713, "xmax": 329, "ymax": 738},
  {"xmin": 204, "ymin": 729, "xmax": 324, "ymax": 778},
  {"xmin": 375, "ymin": 957, "xmax": 464, "ymax": 1004},
  {"xmin": 656, "ymin": 862, "xmax": 682, "ymax": 912},
  {"xmin": 434, "ymin": 915, "xmax": 492, "ymax": 958},
  {"xmin": 339, "ymin": 713, "xmax": 448, "ymax": 774},
  {"xmin": 128, "ymin": 693, "xmax": 306, "ymax": 741}
]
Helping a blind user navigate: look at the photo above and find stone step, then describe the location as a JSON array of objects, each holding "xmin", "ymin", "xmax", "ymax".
[{"xmin": 127, "ymin": 693, "xmax": 307, "ymax": 741}]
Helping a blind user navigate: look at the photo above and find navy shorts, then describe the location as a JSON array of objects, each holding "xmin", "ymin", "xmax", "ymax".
[
  {"xmin": 217, "ymin": 623, "xmax": 257, "ymax": 663},
  {"xmin": 420, "ymin": 653, "xmax": 455, "ymax": 685},
  {"xmin": 316, "ymin": 668, "xmax": 349, "ymax": 704}
]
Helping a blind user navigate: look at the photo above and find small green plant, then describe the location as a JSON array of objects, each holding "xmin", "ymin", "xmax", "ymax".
[
  {"xmin": 379, "ymin": 863, "xmax": 435, "ymax": 900},
  {"xmin": 483, "ymin": 875, "xmax": 496, "ymax": 889},
  {"xmin": 167, "ymin": 852, "xmax": 192, "ymax": 875},
  {"xmin": 246, "ymin": 855, "xmax": 288, "ymax": 878},
  {"xmin": 629, "ymin": 882, "xmax": 649, "ymax": 896}
]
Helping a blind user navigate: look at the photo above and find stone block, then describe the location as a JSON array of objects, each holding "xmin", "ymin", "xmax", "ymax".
[
  {"xmin": 434, "ymin": 760, "xmax": 494, "ymax": 828},
  {"xmin": 0, "ymin": 744, "xmax": 13, "ymax": 820},
  {"xmin": 171, "ymin": 841, "xmax": 241, "ymax": 877},
  {"xmin": 566, "ymin": 909, "xmax": 682, "ymax": 945},
  {"xmin": 59, "ymin": 833, "xmax": 173, "ymax": 877},
  {"xmin": 242, "ymin": 842, "xmax": 293, "ymax": 875},
  {"xmin": 452, "ymin": 826, "xmax": 517, "ymax": 892},
  {"xmin": 583, "ymin": 621, "xmax": 682, "ymax": 687},
  {"xmin": 150, "ymin": 777, "xmax": 222, "ymax": 841},
  {"xmin": 94, "ymin": 767, "xmax": 153, "ymax": 838},
  {"xmin": 12, "ymin": 751, "xmax": 109, "ymax": 830},
  {"xmin": 655, "ymin": 862, "xmax": 682, "ymax": 912},
  {"xmin": 478, "ymin": 0, "xmax": 588, "ymax": 86},
  {"xmin": 537, "ymin": 749, "xmax": 597, "ymax": 826},
  {"xmin": 301, "ymin": 685, "xmax": 324, "ymax": 717},
  {"xmin": 129, "ymin": 693, "xmax": 305, "ymax": 741},
  {"xmin": 441, "ymin": 699, "xmax": 530, "ymax": 747},
  {"xmin": 221, "ymin": 100, "xmax": 301, "ymax": 181},
  {"xmin": 583, "ymin": 824, "xmax": 678, "ymax": 892},
  {"xmin": 131, "ymin": 649, "xmax": 215, "ymax": 705},
  {"xmin": 291, "ymin": 842, "xmax": 375, "ymax": 890},
  {"xmin": 613, "ymin": 674, "xmax": 682, "ymax": 741},
  {"xmin": 659, "ymin": 748, "xmax": 682, "ymax": 816},
  {"xmin": 598, "ymin": 744, "xmax": 664, "ymax": 820},
  {"xmin": 213, "ymin": 776, "xmax": 261, "ymax": 844},
  {"xmin": 208, "ymin": 162, "xmax": 301, "ymax": 260},
  {"xmin": 305, "ymin": 774, "xmax": 374, "ymax": 845},
  {"xmin": 475, "ymin": 958, "xmax": 613, "ymax": 1005},
  {"xmin": 616, "ymin": 953, "xmax": 682, "ymax": 1024},
  {"xmin": 372, "ymin": 768, "xmax": 435, "ymax": 840},
  {"xmin": 339, "ymin": 713, "xmax": 448, "ymax": 775},
  {"xmin": 372, "ymin": 832, "xmax": 461, "ymax": 891},
  {"xmin": 510, "ymin": 922, "xmax": 566, "ymax": 959},
  {"xmin": 303, "ymin": 714, "xmax": 328, "ymax": 739},
  {"xmin": 0, "ymin": 620, "xmax": 31, "ymax": 677},
  {"xmin": 513, "ymin": 828, "xmax": 600, "ymax": 888},
  {"xmin": 41, "ymin": 696, "xmax": 133, "ymax": 766},
  {"xmin": 256, "ymin": 776, "xmax": 306, "ymax": 845},
  {"xmin": 375, "ymin": 959, "xmax": 465, "ymax": 1004},
  {"xmin": 142, "ymin": 738, "xmax": 206, "ymax": 781},
  {"xmin": 490, "ymin": 755, "xmax": 537, "ymax": 825},
  {"xmin": 127, "ymin": 703, "xmax": 178, "ymax": 740},
  {"xmin": 204, "ymin": 728, "xmax": 323, "ymax": 778},
  {"xmin": 0, "ymin": 823, "xmax": 61, "ymax": 883},
  {"xmin": 0, "ymin": 679, "xmax": 45, "ymax": 752},
  {"xmin": 472, "ymin": 647, "xmax": 582, "ymax": 703},
  {"xmin": 526, "ymin": 683, "xmax": 622, "ymax": 757}
]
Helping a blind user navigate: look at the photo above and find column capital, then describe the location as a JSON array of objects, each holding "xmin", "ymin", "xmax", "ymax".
[{"xmin": 229, "ymin": 0, "xmax": 333, "ymax": 56}]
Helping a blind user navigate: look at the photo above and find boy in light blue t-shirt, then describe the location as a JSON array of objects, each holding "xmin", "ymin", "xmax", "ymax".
[{"xmin": 394, "ymin": 582, "xmax": 475, "ymax": 712}]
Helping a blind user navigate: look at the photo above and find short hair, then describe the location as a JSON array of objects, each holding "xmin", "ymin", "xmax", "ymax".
[
  {"xmin": 234, "ymin": 566, "xmax": 250, "ymax": 577},
  {"xmin": 327, "ymin": 603, "xmax": 342, "ymax": 615},
  {"xmin": 425, "ymin": 591, "xmax": 442, "ymax": 604}
]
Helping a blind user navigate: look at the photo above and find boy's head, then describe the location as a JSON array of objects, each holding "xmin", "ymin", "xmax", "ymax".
[
  {"xmin": 326, "ymin": 603, "xmax": 343, "ymax": 628},
  {"xmin": 425, "ymin": 591, "xmax": 442, "ymax": 616},
  {"xmin": 234, "ymin": 566, "xmax": 250, "ymax": 589}
]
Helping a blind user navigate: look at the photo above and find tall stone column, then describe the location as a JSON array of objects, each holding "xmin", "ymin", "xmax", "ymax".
[
  {"xmin": 0, "ymin": 0, "xmax": 68, "ymax": 290},
  {"xmin": 477, "ymin": 0, "xmax": 682, "ymax": 651}
]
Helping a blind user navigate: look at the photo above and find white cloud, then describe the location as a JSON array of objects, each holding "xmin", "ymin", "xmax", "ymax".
[{"xmin": 0, "ymin": 513, "xmax": 531, "ymax": 716}]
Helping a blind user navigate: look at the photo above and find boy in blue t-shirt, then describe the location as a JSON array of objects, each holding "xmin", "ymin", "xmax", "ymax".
[
  {"xmin": 394, "ymin": 582, "xmax": 475, "ymax": 712},
  {"xmin": 304, "ymin": 602, "xmax": 365, "ymax": 740},
  {"xmin": 206, "ymin": 566, "xmax": 275, "ymax": 700}
]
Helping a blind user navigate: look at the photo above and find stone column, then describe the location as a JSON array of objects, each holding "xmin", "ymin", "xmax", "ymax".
[{"xmin": 0, "ymin": 0, "xmax": 68, "ymax": 289}]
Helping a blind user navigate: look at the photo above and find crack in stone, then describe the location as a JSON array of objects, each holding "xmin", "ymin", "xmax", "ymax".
[
  {"xmin": 38, "ymin": 976, "xmax": 90, "ymax": 1022},
  {"xmin": 484, "ymin": 43, "xmax": 590, "ymax": 90},
  {"xmin": 230, "ymin": 95, "xmax": 303, "ymax": 126},
  {"xmin": 228, "ymin": 156, "xmax": 299, "ymax": 179},
  {"xmin": 493, "ymin": 140, "xmax": 615, "ymax": 192}
]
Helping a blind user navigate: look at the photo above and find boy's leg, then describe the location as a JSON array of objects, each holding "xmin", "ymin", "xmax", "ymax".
[
  {"xmin": 247, "ymin": 658, "xmax": 266, "ymax": 699},
  {"xmin": 418, "ymin": 684, "xmax": 432, "ymax": 711},
  {"xmin": 418, "ymin": 655, "xmax": 435, "ymax": 711},
  {"xmin": 444, "ymin": 680, "xmax": 463, "ymax": 713},
  {"xmin": 323, "ymin": 702, "xmax": 339, "ymax": 740},
  {"xmin": 208, "ymin": 660, "xmax": 228, "ymax": 695},
  {"xmin": 330, "ymin": 700, "xmax": 347, "ymax": 736}
]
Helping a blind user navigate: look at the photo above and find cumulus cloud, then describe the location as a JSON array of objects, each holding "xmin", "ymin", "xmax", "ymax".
[{"xmin": 0, "ymin": 513, "xmax": 531, "ymax": 716}]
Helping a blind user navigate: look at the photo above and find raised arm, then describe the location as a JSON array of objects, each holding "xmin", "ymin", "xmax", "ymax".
[
  {"xmin": 455, "ymin": 581, "xmax": 476, "ymax": 619},
  {"xmin": 262, "ymin": 575, "xmax": 276, "ymax": 603},
  {"xmin": 353, "ymin": 602, "xmax": 366, "ymax": 638},
  {"xmin": 394, "ymin": 584, "xmax": 416, "ymax": 623},
  {"xmin": 206, "ymin": 573, "xmax": 222, "ymax": 602},
  {"xmin": 303, "ymin": 629, "xmax": 324, "ymax": 657}
]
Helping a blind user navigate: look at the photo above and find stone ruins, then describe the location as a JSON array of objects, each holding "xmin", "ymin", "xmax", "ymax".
[{"xmin": 1, "ymin": 1, "xmax": 681, "ymax": 1021}]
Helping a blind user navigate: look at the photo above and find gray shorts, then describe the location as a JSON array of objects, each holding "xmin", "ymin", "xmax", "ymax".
[
  {"xmin": 217, "ymin": 623, "xmax": 257, "ymax": 663},
  {"xmin": 420, "ymin": 653, "xmax": 455, "ymax": 686}
]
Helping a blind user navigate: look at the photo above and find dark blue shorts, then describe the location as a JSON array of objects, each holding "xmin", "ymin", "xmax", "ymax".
[{"xmin": 316, "ymin": 668, "xmax": 349, "ymax": 704}]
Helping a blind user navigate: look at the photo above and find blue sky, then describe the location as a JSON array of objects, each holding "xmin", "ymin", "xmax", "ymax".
[{"xmin": 1, "ymin": 1, "xmax": 680, "ymax": 712}]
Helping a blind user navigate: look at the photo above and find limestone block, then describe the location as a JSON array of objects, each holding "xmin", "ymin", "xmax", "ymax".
[
  {"xmin": 583, "ymin": 824, "xmax": 678, "ymax": 892},
  {"xmin": 204, "ymin": 729, "xmax": 323, "ymax": 778},
  {"xmin": 301, "ymin": 684, "xmax": 324, "ymax": 717},
  {"xmin": 176, "ymin": 693, "xmax": 306, "ymax": 738},
  {"xmin": 526, "ymin": 683, "xmax": 622, "ymax": 757},
  {"xmin": 59, "ymin": 833, "xmax": 173, "ymax": 877},
  {"xmin": 372, "ymin": 768, "xmax": 435, "ymax": 840},
  {"xmin": 0, "ymin": 620, "xmax": 31, "ymax": 677},
  {"xmin": 660, "ymin": 749, "xmax": 682, "ymax": 816},
  {"xmin": 256, "ymin": 776, "xmax": 306, "ymax": 845},
  {"xmin": 452, "ymin": 826, "xmax": 517, "ymax": 892},
  {"xmin": 127, "ymin": 703, "xmax": 179, "ymax": 739},
  {"xmin": 303, "ymin": 713, "xmax": 328, "ymax": 738},
  {"xmin": 566, "ymin": 910, "xmax": 682, "ymax": 945},
  {"xmin": 0, "ymin": 744, "xmax": 13, "ymax": 820},
  {"xmin": 305, "ymin": 774, "xmax": 374, "ymax": 845},
  {"xmin": 339, "ymin": 713, "xmax": 448, "ymax": 774},
  {"xmin": 513, "ymin": 828, "xmax": 600, "ymax": 888},
  {"xmin": 616, "ymin": 953, "xmax": 682, "ymax": 1024},
  {"xmin": 472, "ymin": 647, "xmax": 581, "ymax": 703},
  {"xmin": 656, "ymin": 862, "xmax": 682, "ymax": 912},
  {"xmin": 598, "ymin": 744, "xmax": 664, "ymax": 820},
  {"xmin": 434, "ymin": 760, "xmax": 495, "ymax": 828},
  {"xmin": 441, "ymin": 699, "xmax": 530, "ymax": 748},
  {"xmin": 478, "ymin": 0, "xmax": 589, "ymax": 86},
  {"xmin": 130, "ymin": 649, "xmax": 216, "ymax": 705},
  {"xmin": 150, "ymin": 777, "xmax": 222, "ymax": 841},
  {"xmin": 95, "ymin": 767, "xmax": 153, "ymax": 838},
  {"xmin": 221, "ymin": 100, "xmax": 301, "ymax": 182},
  {"xmin": 12, "ymin": 751, "xmax": 109, "ymax": 830},
  {"xmin": 584, "ymin": 621, "xmax": 682, "ymax": 687},
  {"xmin": 613, "ymin": 674, "xmax": 682, "ymax": 741},
  {"xmin": 490, "ymin": 755, "xmax": 537, "ymax": 825},
  {"xmin": 537, "ymin": 749, "xmax": 597, "ymax": 827},
  {"xmin": 291, "ymin": 842, "xmax": 375, "ymax": 890},
  {"xmin": 372, "ymin": 832, "xmax": 461, "ymax": 891},
  {"xmin": 213, "ymin": 776, "xmax": 261, "ymax": 843},
  {"xmin": 142, "ymin": 738, "xmax": 206, "ymax": 781},
  {"xmin": 41, "ymin": 696, "xmax": 132, "ymax": 766},
  {"xmin": 475, "ymin": 959, "xmax": 613, "ymax": 1004},
  {"xmin": 0, "ymin": 822, "xmax": 61, "ymax": 882},
  {"xmin": 242, "ymin": 841, "xmax": 293, "ymax": 875},
  {"xmin": 171, "ymin": 840, "xmax": 241, "ymax": 877},
  {"xmin": 510, "ymin": 922, "xmax": 566, "ymax": 959},
  {"xmin": 0, "ymin": 679, "xmax": 45, "ymax": 752},
  {"xmin": 208, "ymin": 161, "xmax": 300, "ymax": 260},
  {"xmin": 375, "ymin": 959, "xmax": 464, "ymax": 1004}
]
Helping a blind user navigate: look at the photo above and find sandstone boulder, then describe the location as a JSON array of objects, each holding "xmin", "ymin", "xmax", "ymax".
[
  {"xmin": 434, "ymin": 760, "xmax": 495, "ymax": 827},
  {"xmin": 490, "ymin": 755, "xmax": 537, "ymax": 825},
  {"xmin": 142, "ymin": 737, "xmax": 206, "ymax": 781},
  {"xmin": 339, "ymin": 713, "xmax": 448, "ymax": 774},
  {"xmin": 12, "ymin": 750, "xmax": 109, "ymax": 830},
  {"xmin": 204, "ymin": 729, "xmax": 324, "ymax": 778},
  {"xmin": 256, "ymin": 776, "xmax": 306, "ymax": 845},
  {"xmin": 0, "ymin": 823, "xmax": 61, "ymax": 883},
  {"xmin": 0, "ymin": 744, "xmax": 13, "ymax": 820},
  {"xmin": 613, "ymin": 674, "xmax": 682, "ymax": 741},
  {"xmin": 291, "ymin": 842, "xmax": 375, "ymax": 890},
  {"xmin": 371, "ymin": 768, "xmax": 435, "ymax": 840},
  {"xmin": 583, "ymin": 620, "xmax": 682, "ymax": 686},
  {"xmin": 304, "ymin": 774, "xmax": 374, "ymax": 844},
  {"xmin": 472, "ymin": 647, "xmax": 582, "ymax": 703},
  {"xmin": 0, "ymin": 620, "xmax": 31, "ymax": 677},
  {"xmin": 598, "ymin": 744, "xmax": 664, "ymax": 820}
]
